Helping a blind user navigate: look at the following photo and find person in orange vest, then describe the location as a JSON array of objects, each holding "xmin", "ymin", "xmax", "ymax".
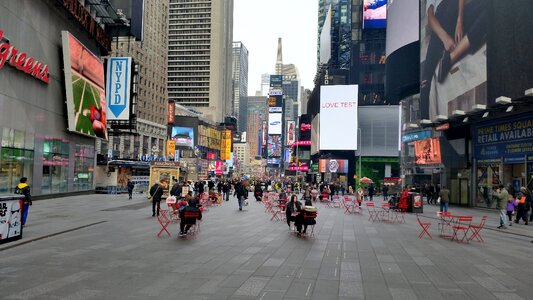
[{"xmin": 515, "ymin": 187, "xmax": 530, "ymax": 225}]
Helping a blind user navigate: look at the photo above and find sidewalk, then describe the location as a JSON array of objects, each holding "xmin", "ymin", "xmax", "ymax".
[{"xmin": 0, "ymin": 193, "xmax": 150, "ymax": 251}]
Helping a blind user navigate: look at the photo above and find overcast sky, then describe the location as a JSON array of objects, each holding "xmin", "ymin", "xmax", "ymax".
[{"xmin": 233, "ymin": 0, "xmax": 318, "ymax": 96}]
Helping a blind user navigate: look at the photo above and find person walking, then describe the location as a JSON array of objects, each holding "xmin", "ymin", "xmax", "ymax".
[
  {"xmin": 15, "ymin": 177, "xmax": 32, "ymax": 226},
  {"xmin": 439, "ymin": 185, "xmax": 450, "ymax": 212},
  {"xmin": 382, "ymin": 184, "xmax": 389, "ymax": 201},
  {"xmin": 234, "ymin": 180, "xmax": 248, "ymax": 211},
  {"xmin": 506, "ymin": 196, "xmax": 517, "ymax": 227},
  {"xmin": 493, "ymin": 184, "xmax": 509, "ymax": 229},
  {"xmin": 149, "ymin": 180, "xmax": 167, "ymax": 217},
  {"xmin": 368, "ymin": 184, "xmax": 375, "ymax": 202},
  {"xmin": 515, "ymin": 187, "xmax": 530, "ymax": 225},
  {"xmin": 127, "ymin": 179, "xmax": 135, "ymax": 200},
  {"xmin": 223, "ymin": 181, "xmax": 230, "ymax": 201}
]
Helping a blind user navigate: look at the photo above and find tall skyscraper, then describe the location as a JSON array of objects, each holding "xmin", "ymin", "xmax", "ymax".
[
  {"xmin": 168, "ymin": 0, "xmax": 234, "ymax": 123},
  {"xmin": 282, "ymin": 64, "xmax": 301, "ymax": 116},
  {"xmin": 260, "ymin": 73, "xmax": 270, "ymax": 96},
  {"xmin": 102, "ymin": 0, "xmax": 169, "ymax": 159},
  {"xmin": 232, "ymin": 41, "xmax": 249, "ymax": 130},
  {"xmin": 275, "ymin": 38, "xmax": 283, "ymax": 75}
]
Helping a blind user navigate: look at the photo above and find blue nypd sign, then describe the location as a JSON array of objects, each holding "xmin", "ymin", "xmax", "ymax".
[{"xmin": 106, "ymin": 57, "xmax": 132, "ymax": 120}]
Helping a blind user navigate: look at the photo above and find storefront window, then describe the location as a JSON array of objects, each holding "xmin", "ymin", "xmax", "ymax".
[
  {"xmin": 475, "ymin": 163, "xmax": 501, "ymax": 208},
  {"xmin": 42, "ymin": 138, "xmax": 69, "ymax": 194},
  {"xmin": 0, "ymin": 128, "xmax": 34, "ymax": 194},
  {"xmin": 74, "ymin": 144, "xmax": 95, "ymax": 191}
]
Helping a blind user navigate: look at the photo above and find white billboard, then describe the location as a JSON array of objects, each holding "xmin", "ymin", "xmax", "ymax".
[
  {"xmin": 320, "ymin": 85, "xmax": 358, "ymax": 150},
  {"xmin": 386, "ymin": 0, "xmax": 419, "ymax": 56},
  {"xmin": 319, "ymin": 4, "xmax": 332, "ymax": 65},
  {"xmin": 106, "ymin": 57, "xmax": 132, "ymax": 120},
  {"xmin": 268, "ymin": 113, "xmax": 282, "ymax": 135}
]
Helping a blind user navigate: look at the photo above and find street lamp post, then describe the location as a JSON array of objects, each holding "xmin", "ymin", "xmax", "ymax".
[{"xmin": 358, "ymin": 128, "xmax": 362, "ymax": 187}]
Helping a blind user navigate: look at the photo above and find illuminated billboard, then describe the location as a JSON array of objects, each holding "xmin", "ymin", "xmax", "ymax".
[
  {"xmin": 414, "ymin": 138, "xmax": 442, "ymax": 165},
  {"xmin": 319, "ymin": 159, "xmax": 349, "ymax": 173},
  {"xmin": 61, "ymin": 31, "xmax": 107, "ymax": 139},
  {"xmin": 363, "ymin": 0, "xmax": 387, "ymax": 29},
  {"xmin": 171, "ymin": 127, "xmax": 194, "ymax": 148},
  {"xmin": 268, "ymin": 113, "xmax": 282, "ymax": 135},
  {"xmin": 267, "ymin": 135, "xmax": 282, "ymax": 157},
  {"xmin": 320, "ymin": 85, "xmax": 358, "ymax": 150},
  {"xmin": 286, "ymin": 121, "xmax": 296, "ymax": 145}
]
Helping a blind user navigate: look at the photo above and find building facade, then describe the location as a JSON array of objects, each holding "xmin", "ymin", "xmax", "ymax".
[
  {"xmin": 0, "ymin": 0, "xmax": 113, "ymax": 196},
  {"xmin": 101, "ymin": 0, "xmax": 169, "ymax": 161},
  {"xmin": 232, "ymin": 41, "xmax": 249, "ymax": 130},
  {"xmin": 168, "ymin": 0, "xmax": 234, "ymax": 123}
]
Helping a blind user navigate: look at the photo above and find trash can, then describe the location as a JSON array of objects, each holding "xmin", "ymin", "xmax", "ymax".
[
  {"xmin": 0, "ymin": 194, "xmax": 25, "ymax": 244},
  {"xmin": 407, "ymin": 192, "xmax": 423, "ymax": 213}
]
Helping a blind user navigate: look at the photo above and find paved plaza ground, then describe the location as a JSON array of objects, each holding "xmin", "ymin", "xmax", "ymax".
[{"xmin": 1, "ymin": 193, "xmax": 533, "ymax": 299}]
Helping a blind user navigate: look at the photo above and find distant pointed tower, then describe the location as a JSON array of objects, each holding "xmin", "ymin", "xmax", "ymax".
[{"xmin": 275, "ymin": 37, "xmax": 283, "ymax": 75}]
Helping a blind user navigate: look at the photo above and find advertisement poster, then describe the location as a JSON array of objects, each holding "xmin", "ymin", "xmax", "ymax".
[
  {"xmin": 287, "ymin": 121, "xmax": 296, "ymax": 146},
  {"xmin": 420, "ymin": 0, "xmax": 487, "ymax": 120},
  {"xmin": 215, "ymin": 161, "xmax": 223, "ymax": 175},
  {"xmin": 171, "ymin": 127, "xmax": 194, "ymax": 148},
  {"xmin": 61, "ymin": 31, "xmax": 107, "ymax": 139},
  {"xmin": 221, "ymin": 130, "xmax": 232, "ymax": 161},
  {"xmin": 268, "ymin": 135, "xmax": 282, "ymax": 157},
  {"xmin": 0, "ymin": 199, "xmax": 22, "ymax": 242},
  {"xmin": 269, "ymin": 113, "xmax": 282, "ymax": 135},
  {"xmin": 319, "ymin": 159, "xmax": 349, "ymax": 173},
  {"xmin": 105, "ymin": 57, "xmax": 132, "ymax": 120},
  {"xmin": 363, "ymin": 0, "xmax": 387, "ymax": 29},
  {"xmin": 320, "ymin": 85, "xmax": 358, "ymax": 150},
  {"xmin": 414, "ymin": 138, "xmax": 442, "ymax": 165},
  {"xmin": 166, "ymin": 140, "xmax": 176, "ymax": 161}
]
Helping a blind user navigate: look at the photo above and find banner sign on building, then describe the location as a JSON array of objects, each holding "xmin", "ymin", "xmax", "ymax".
[
  {"xmin": 166, "ymin": 140, "xmax": 176, "ymax": 161},
  {"xmin": 106, "ymin": 57, "xmax": 132, "ymax": 120},
  {"xmin": 267, "ymin": 135, "xmax": 282, "ymax": 157},
  {"xmin": 320, "ymin": 85, "xmax": 358, "ymax": 150},
  {"xmin": 167, "ymin": 102, "xmax": 175, "ymax": 124},
  {"xmin": 319, "ymin": 159, "xmax": 349, "ymax": 173},
  {"xmin": 402, "ymin": 130, "xmax": 432, "ymax": 143},
  {"xmin": 268, "ymin": 113, "xmax": 282, "ymax": 135},
  {"xmin": 221, "ymin": 130, "xmax": 232, "ymax": 161},
  {"xmin": 287, "ymin": 121, "xmax": 296, "ymax": 145},
  {"xmin": 474, "ymin": 114, "xmax": 533, "ymax": 163},
  {"xmin": 268, "ymin": 95, "xmax": 283, "ymax": 107},
  {"xmin": 269, "ymin": 75, "xmax": 282, "ymax": 88}
]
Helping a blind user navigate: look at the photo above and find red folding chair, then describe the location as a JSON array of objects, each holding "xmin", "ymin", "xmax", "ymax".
[
  {"xmin": 437, "ymin": 212, "xmax": 453, "ymax": 238},
  {"xmin": 183, "ymin": 211, "xmax": 201, "ymax": 236},
  {"xmin": 468, "ymin": 215, "xmax": 487, "ymax": 242},
  {"xmin": 366, "ymin": 202, "xmax": 378, "ymax": 222},
  {"xmin": 343, "ymin": 196, "xmax": 355, "ymax": 214},
  {"xmin": 451, "ymin": 216, "xmax": 472, "ymax": 243},
  {"xmin": 302, "ymin": 211, "xmax": 317, "ymax": 238},
  {"xmin": 416, "ymin": 213, "xmax": 432, "ymax": 239},
  {"xmin": 331, "ymin": 195, "xmax": 341, "ymax": 208},
  {"xmin": 157, "ymin": 209, "xmax": 172, "ymax": 237},
  {"xmin": 380, "ymin": 202, "xmax": 391, "ymax": 222}
]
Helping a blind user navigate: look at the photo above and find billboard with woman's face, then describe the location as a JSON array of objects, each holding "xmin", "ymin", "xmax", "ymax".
[
  {"xmin": 419, "ymin": 0, "xmax": 487, "ymax": 121},
  {"xmin": 61, "ymin": 31, "xmax": 107, "ymax": 139}
]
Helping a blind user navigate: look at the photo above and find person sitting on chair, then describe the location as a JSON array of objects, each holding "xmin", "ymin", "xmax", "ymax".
[
  {"xmin": 285, "ymin": 195, "xmax": 303, "ymax": 235},
  {"xmin": 179, "ymin": 200, "xmax": 202, "ymax": 236}
]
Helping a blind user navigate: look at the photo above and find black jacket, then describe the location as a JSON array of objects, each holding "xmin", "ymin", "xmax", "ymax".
[
  {"xmin": 234, "ymin": 183, "xmax": 248, "ymax": 198},
  {"xmin": 179, "ymin": 205, "xmax": 202, "ymax": 223},
  {"xmin": 170, "ymin": 182, "xmax": 182, "ymax": 197},
  {"xmin": 127, "ymin": 181, "xmax": 135, "ymax": 191},
  {"xmin": 149, "ymin": 184, "xmax": 164, "ymax": 202},
  {"xmin": 285, "ymin": 200, "xmax": 302, "ymax": 220}
]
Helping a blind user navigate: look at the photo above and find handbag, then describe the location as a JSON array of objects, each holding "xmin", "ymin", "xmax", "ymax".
[
  {"xmin": 437, "ymin": 197, "xmax": 441, "ymax": 204},
  {"xmin": 147, "ymin": 185, "xmax": 161, "ymax": 202}
]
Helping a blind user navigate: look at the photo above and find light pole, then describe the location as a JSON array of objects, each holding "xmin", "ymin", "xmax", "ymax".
[{"xmin": 358, "ymin": 127, "xmax": 362, "ymax": 188}]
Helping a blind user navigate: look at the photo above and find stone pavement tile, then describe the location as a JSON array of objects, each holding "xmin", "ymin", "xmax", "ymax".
[
  {"xmin": 339, "ymin": 280, "xmax": 364, "ymax": 299},
  {"xmin": 383, "ymin": 273, "xmax": 410, "ymax": 289},
  {"xmin": 389, "ymin": 287, "xmax": 418, "ymax": 300},
  {"xmin": 317, "ymin": 264, "xmax": 339, "ymax": 280},
  {"xmin": 284, "ymin": 278, "xmax": 315, "ymax": 299},
  {"xmin": 258, "ymin": 290, "xmax": 286, "ymax": 300},
  {"xmin": 254, "ymin": 266, "xmax": 281, "ymax": 277},
  {"xmin": 361, "ymin": 282, "xmax": 392, "ymax": 300},
  {"xmin": 264, "ymin": 276, "xmax": 294, "ymax": 291},
  {"xmin": 471, "ymin": 276, "xmax": 515, "ymax": 293},
  {"xmin": 296, "ymin": 267, "xmax": 320, "ymax": 279},
  {"xmin": 275, "ymin": 264, "xmax": 300, "ymax": 277},
  {"xmin": 233, "ymin": 276, "xmax": 270, "ymax": 297},
  {"xmin": 219, "ymin": 273, "xmax": 253, "ymax": 288},
  {"xmin": 457, "ymin": 282, "xmax": 500, "ymax": 300},
  {"xmin": 438, "ymin": 289, "xmax": 471, "ymax": 300},
  {"xmin": 194, "ymin": 275, "xmax": 227, "ymax": 295},
  {"xmin": 311, "ymin": 279, "xmax": 339, "ymax": 300},
  {"xmin": 493, "ymin": 293, "xmax": 527, "ymax": 300},
  {"xmin": 420, "ymin": 265, "xmax": 461, "ymax": 290},
  {"xmin": 410, "ymin": 282, "xmax": 445, "ymax": 300},
  {"xmin": 205, "ymin": 287, "xmax": 239, "ymax": 300},
  {"xmin": 396, "ymin": 262, "xmax": 431, "ymax": 283}
]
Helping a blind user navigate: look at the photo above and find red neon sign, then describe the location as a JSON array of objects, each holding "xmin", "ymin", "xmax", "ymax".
[
  {"xmin": 0, "ymin": 29, "xmax": 49, "ymax": 84},
  {"xmin": 301, "ymin": 123, "xmax": 312, "ymax": 131},
  {"xmin": 292, "ymin": 140, "xmax": 312, "ymax": 147}
]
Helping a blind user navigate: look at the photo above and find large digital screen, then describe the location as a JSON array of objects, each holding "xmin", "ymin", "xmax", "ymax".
[
  {"xmin": 414, "ymin": 138, "xmax": 442, "ymax": 165},
  {"xmin": 386, "ymin": 0, "xmax": 418, "ymax": 56},
  {"xmin": 286, "ymin": 121, "xmax": 296, "ymax": 145},
  {"xmin": 61, "ymin": 31, "xmax": 107, "ymax": 139},
  {"xmin": 267, "ymin": 135, "xmax": 282, "ymax": 157},
  {"xmin": 363, "ymin": 0, "xmax": 387, "ymax": 29},
  {"xmin": 320, "ymin": 85, "xmax": 358, "ymax": 150},
  {"xmin": 319, "ymin": 159, "xmax": 349, "ymax": 174},
  {"xmin": 268, "ymin": 113, "xmax": 282, "ymax": 135},
  {"xmin": 420, "ymin": 0, "xmax": 487, "ymax": 120},
  {"xmin": 171, "ymin": 127, "xmax": 194, "ymax": 148}
]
